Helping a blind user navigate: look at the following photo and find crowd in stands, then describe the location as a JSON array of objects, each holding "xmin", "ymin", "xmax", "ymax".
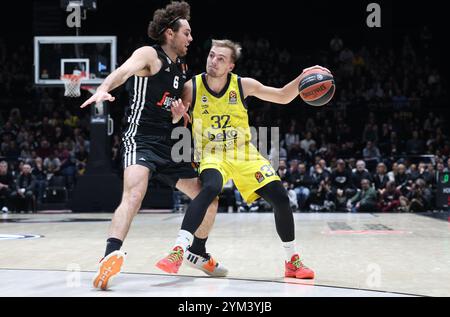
[
  {"xmin": 0, "ymin": 26, "xmax": 448, "ymax": 213},
  {"xmin": 0, "ymin": 40, "xmax": 91, "ymax": 212}
]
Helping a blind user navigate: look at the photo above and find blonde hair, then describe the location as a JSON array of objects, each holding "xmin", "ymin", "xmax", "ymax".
[{"xmin": 211, "ymin": 39, "xmax": 242, "ymax": 63}]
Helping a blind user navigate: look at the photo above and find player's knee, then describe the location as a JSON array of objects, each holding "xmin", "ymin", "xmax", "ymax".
[
  {"xmin": 200, "ymin": 169, "xmax": 223, "ymax": 199},
  {"xmin": 202, "ymin": 182, "xmax": 222, "ymax": 199},
  {"xmin": 124, "ymin": 188, "xmax": 144, "ymax": 208},
  {"xmin": 267, "ymin": 184, "xmax": 291, "ymax": 212}
]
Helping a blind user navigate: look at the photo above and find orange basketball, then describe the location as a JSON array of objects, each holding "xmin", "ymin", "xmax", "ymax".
[{"xmin": 298, "ymin": 68, "xmax": 335, "ymax": 106}]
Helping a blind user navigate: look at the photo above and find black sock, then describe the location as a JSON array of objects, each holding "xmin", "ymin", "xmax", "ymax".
[
  {"xmin": 104, "ymin": 238, "xmax": 123, "ymax": 257},
  {"xmin": 188, "ymin": 236, "xmax": 208, "ymax": 256}
]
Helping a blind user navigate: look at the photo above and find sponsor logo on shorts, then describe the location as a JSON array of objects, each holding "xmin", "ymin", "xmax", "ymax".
[
  {"xmin": 229, "ymin": 91, "xmax": 237, "ymax": 104},
  {"xmin": 255, "ymin": 171, "xmax": 265, "ymax": 183}
]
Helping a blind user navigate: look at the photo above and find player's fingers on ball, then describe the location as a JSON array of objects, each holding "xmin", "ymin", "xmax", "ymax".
[{"xmin": 318, "ymin": 65, "xmax": 331, "ymax": 73}]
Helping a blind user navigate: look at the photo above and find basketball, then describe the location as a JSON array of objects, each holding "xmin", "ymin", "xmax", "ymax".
[{"xmin": 298, "ymin": 68, "xmax": 335, "ymax": 106}]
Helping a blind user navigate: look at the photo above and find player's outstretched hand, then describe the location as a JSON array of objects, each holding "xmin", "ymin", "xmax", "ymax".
[
  {"xmin": 171, "ymin": 98, "xmax": 190, "ymax": 125},
  {"xmin": 80, "ymin": 90, "xmax": 116, "ymax": 108}
]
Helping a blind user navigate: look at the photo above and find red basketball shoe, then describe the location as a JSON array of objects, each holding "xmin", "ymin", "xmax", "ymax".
[
  {"xmin": 156, "ymin": 246, "xmax": 184, "ymax": 274},
  {"xmin": 285, "ymin": 254, "xmax": 315, "ymax": 279}
]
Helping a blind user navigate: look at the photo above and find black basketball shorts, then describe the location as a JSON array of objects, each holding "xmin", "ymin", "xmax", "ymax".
[{"xmin": 120, "ymin": 131, "xmax": 197, "ymax": 187}]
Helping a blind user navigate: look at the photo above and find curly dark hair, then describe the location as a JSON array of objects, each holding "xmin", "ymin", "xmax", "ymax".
[{"xmin": 148, "ymin": 1, "xmax": 191, "ymax": 44}]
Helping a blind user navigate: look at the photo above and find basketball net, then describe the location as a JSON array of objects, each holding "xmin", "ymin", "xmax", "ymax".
[{"xmin": 61, "ymin": 72, "xmax": 86, "ymax": 98}]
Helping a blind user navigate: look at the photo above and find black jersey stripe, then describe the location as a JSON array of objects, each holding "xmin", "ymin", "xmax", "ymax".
[
  {"xmin": 237, "ymin": 76, "xmax": 248, "ymax": 109},
  {"xmin": 124, "ymin": 76, "xmax": 139, "ymax": 139},
  {"xmin": 124, "ymin": 76, "xmax": 139, "ymax": 167},
  {"xmin": 124, "ymin": 77, "xmax": 138, "ymax": 166},
  {"xmin": 135, "ymin": 77, "xmax": 148, "ymax": 126},
  {"xmin": 127, "ymin": 75, "xmax": 139, "ymax": 123},
  {"xmin": 132, "ymin": 77, "xmax": 146, "ymax": 164},
  {"xmin": 128, "ymin": 76, "xmax": 144, "ymax": 126},
  {"xmin": 131, "ymin": 77, "xmax": 148, "ymax": 164},
  {"xmin": 124, "ymin": 76, "xmax": 144, "ymax": 167}
]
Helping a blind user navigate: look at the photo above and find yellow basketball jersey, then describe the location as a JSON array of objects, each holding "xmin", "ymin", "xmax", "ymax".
[{"xmin": 192, "ymin": 73, "xmax": 251, "ymax": 160}]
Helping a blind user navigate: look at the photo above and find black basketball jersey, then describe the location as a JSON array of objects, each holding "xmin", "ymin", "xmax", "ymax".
[{"xmin": 124, "ymin": 45, "xmax": 188, "ymax": 135}]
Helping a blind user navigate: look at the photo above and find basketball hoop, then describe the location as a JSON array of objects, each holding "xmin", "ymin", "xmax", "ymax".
[
  {"xmin": 81, "ymin": 85, "xmax": 97, "ymax": 95},
  {"xmin": 61, "ymin": 72, "xmax": 85, "ymax": 97}
]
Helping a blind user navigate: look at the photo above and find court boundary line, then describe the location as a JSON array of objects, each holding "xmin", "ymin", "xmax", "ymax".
[{"xmin": 0, "ymin": 268, "xmax": 424, "ymax": 297}]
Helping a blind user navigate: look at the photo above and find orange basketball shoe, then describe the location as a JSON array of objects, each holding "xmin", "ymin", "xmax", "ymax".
[
  {"xmin": 93, "ymin": 250, "xmax": 126, "ymax": 290},
  {"xmin": 285, "ymin": 254, "xmax": 315, "ymax": 279},
  {"xmin": 156, "ymin": 246, "xmax": 184, "ymax": 274}
]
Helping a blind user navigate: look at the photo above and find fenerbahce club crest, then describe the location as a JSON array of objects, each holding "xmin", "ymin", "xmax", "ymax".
[
  {"xmin": 255, "ymin": 171, "xmax": 265, "ymax": 183},
  {"xmin": 229, "ymin": 91, "xmax": 238, "ymax": 104}
]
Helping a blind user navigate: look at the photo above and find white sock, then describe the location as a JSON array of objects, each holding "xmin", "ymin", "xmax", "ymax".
[
  {"xmin": 282, "ymin": 240, "xmax": 297, "ymax": 262},
  {"xmin": 174, "ymin": 230, "xmax": 193, "ymax": 252}
]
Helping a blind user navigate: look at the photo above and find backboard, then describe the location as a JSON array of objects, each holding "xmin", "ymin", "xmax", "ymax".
[{"xmin": 34, "ymin": 36, "xmax": 117, "ymax": 86}]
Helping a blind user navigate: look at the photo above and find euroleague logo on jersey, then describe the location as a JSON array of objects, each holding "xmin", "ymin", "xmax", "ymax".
[{"xmin": 229, "ymin": 91, "xmax": 238, "ymax": 105}]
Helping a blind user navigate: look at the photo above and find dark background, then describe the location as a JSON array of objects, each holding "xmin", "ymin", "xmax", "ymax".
[
  {"xmin": 1, "ymin": 0, "xmax": 448, "ymax": 93},
  {"xmin": 0, "ymin": 1, "xmax": 446, "ymax": 51}
]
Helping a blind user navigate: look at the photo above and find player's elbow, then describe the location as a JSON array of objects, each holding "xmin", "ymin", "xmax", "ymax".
[
  {"xmin": 117, "ymin": 66, "xmax": 134, "ymax": 82},
  {"xmin": 277, "ymin": 88, "xmax": 293, "ymax": 104},
  {"xmin": 279, "ymin": 97, "xmax": 291, "ymax": 105},
  {"xmin": 275, "ymin": 95, "xmax": 291, "ymax": 105}
]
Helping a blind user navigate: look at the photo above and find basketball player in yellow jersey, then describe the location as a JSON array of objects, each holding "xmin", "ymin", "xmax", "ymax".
[{"xmin": 157, "ymin": 39, "xmax": 331, "ymax": 279}]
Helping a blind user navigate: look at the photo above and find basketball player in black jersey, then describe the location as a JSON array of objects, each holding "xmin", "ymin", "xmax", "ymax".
[{"xmin": 81, "ymin": 1, "xmax": 227, "ymax": 290}]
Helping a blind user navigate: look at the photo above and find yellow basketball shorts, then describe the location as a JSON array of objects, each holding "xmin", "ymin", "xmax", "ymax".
[{"xmin": 198, "ymin": 144, "xmax": 280, "ymax": 203}]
